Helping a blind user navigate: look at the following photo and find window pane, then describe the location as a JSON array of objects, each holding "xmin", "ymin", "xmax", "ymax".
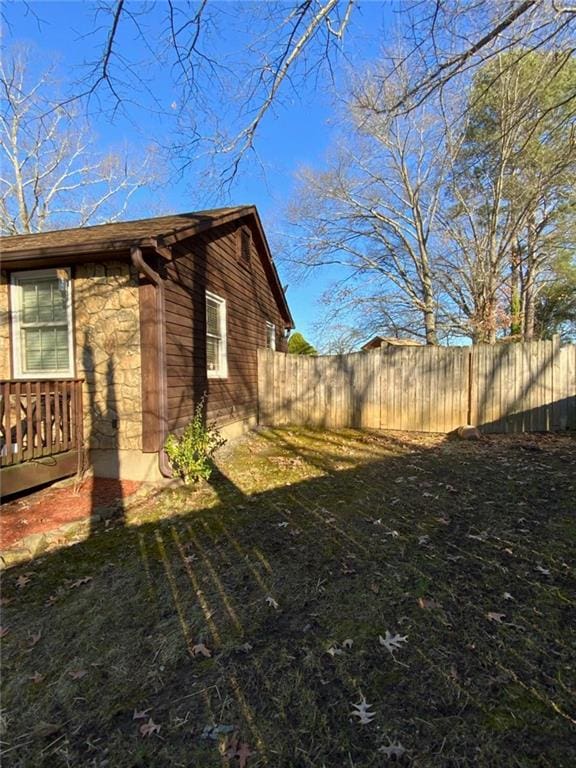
[
  {"xmin": 207, "ymin": 336, "xmax": 219, "ymax": 371},
  {"xmin": 21, "ymin": 278, "xmax": 67, "ymax": 324},
  {"xmin": 206, "ymin": 299, "xmax": 219, "ymax": 335},
  {"xmin": 22, "ymin": 326, "xmax": 69, "ymax": 372}
]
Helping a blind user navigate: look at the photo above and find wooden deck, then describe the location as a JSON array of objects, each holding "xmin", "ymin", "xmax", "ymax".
[{"xmin": 0, "ymin": 379, "xmax": 84, "ymax": 497}]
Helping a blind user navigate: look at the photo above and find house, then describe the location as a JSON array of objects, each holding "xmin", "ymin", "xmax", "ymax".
[
  {"xmin": 360, "ymin": 336, "xmax": 422, "ymax": 351},
  {"xmin": 0, "ymin": 207, "xmax": 293, "ymax": 494}
]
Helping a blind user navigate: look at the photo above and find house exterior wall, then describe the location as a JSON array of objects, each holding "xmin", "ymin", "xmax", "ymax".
[
  {"xmin": 0, "ymin": 273, "xmax": 9, "ymax": 377},
  {"xmin": 73, "ymin": 260, "xmax": 142, "ymax": 454},
  {"xmin": 164, "ymin": 218, "xmax": 288, "ymax": 434}
]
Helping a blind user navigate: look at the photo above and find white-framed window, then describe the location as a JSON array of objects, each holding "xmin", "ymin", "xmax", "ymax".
[
  {"xmin": 266, "ymin": 321, "xmax": 276, "ymax": 351},
  {"xmin": 206, "ymin": 291, "xmax": 228, "ymax": 378},
  {"xmin": 10, "ymin": 268, "xmax": 74, "ymax": 379}
]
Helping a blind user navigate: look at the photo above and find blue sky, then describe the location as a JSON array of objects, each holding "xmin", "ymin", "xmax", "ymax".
[{"xmin": 2, "ymin": 1, "xmax": 399, "ymax": 346}]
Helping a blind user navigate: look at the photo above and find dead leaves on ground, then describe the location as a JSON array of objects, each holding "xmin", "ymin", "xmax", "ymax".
[
  {"xmin": 133, "ymin": 709, "xmax": 161, "ymax": 738},
  {"xmin": 68, "ymin": 668, "xmax": 87, "ymax": 680},
  {"xmin": 190, "ymin": 643, "xmax": 212, "ymax": 658},
  {"xmin": 350, "ymin": 696, "xmax": 376, "ymax": 725},
  {"xmin": 224, "ymin": 735, "xmax": 255, "ymax": 767},
  {"xmin": 67, "ymin": 576, "xmax": 93, "ymax": 589},
  {"xmin": 379, "ymin": 631, "xmax": 408, "ymax": 653},
  {"xmin": 26, "ymin": 630, "xmax": 42, "ymax": 649},
  {"xmin": 139, "ymin": 718, "xmax": 161, "ymax": 738},
  {"xmin": 379, "ymin": 741, "xmax": 406, "ymax": 759},
  {"xmin": 327, "ymin": 638, "xmax": 353, "ymax": 657}
]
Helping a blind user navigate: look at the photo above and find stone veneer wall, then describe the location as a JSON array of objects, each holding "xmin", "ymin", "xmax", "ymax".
[
  {"xmin": 74, "ymin": 261, "xmax": 142, "ymax": 453},
  {"xmin": 0, "ymin": 273, "xmax": 9, "ymax": 377}
]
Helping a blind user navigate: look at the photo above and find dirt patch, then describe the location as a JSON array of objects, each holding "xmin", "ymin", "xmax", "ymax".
[{"xmin": 0, "ymin": 477, "xmax": 141, "ymax": 549}]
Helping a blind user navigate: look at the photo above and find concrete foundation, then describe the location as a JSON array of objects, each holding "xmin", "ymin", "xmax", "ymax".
[{"xmin": 90, "ymin": 415, "xmax": 257, "ymax": 481}]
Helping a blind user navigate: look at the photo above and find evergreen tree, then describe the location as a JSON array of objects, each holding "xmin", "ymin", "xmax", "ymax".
[{"xmin": 287, "ymin": 332, "xmax": 317, "ymax": 356}]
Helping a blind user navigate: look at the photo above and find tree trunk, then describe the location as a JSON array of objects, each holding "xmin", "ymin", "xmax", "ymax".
[
  {"xmin": 510, "ymin": 239, "xmax": 522, "ymax": 337},
  {"xmin": 523, "ymin": 214, "xmax": 537, "ymax": 341}
]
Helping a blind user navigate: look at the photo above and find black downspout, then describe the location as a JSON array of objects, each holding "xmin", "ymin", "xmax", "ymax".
[{"xmin": 130, "ymin": 246, "xmax": 172, "ymax": 478}]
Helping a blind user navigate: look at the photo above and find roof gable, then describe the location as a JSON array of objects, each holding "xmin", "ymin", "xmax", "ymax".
[{"xmin": 0, "ymin": 206, "xmax": 293, "ymax": 327}]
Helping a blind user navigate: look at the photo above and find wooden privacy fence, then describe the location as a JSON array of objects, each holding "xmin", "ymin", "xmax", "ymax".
[{"xmin": 258, "ymin": 339, "xmax": 576, "ymax": 434}]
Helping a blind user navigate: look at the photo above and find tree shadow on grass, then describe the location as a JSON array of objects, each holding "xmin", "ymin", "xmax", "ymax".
[{"xmin": 1, "ymin": 429, "xmax": 575, "ymax": 767}]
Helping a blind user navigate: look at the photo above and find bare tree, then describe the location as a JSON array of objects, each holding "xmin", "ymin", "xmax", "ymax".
[
  {"xmin": 379, "ymin": 0, "xmax": 575, "ymax": 118},
  {"xmin": 286, "ymin": 63, "xmax": 455, "ymax": 345},
  {"xmin": 0, "ymin": 49, "xmax": 155, "ymax": 235},
  {"xmin": 41, "ymin": 0, "xmax": 572, "ymax": 180},
  {"xmin": 439, "ymin": 50, "xmax": 576, "ymax": 343},
  {"xmin": 4, "ymin": 2, "xmax": 572, "ymax": 186}
]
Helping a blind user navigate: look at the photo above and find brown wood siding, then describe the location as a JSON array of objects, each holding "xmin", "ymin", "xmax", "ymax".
[{"xmin": 164, "ymin": 218, "xmax": 288, "ymax": 432}]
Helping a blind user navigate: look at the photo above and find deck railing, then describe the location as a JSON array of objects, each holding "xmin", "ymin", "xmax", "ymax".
[{"xmin": 0, "ymin": 379, "xmax": 84, "ymax": 467}]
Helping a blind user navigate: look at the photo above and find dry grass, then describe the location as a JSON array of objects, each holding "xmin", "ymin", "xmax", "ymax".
[{"xmin": 1, "ymin": 427, "xmax": 575, "ymax": 767}]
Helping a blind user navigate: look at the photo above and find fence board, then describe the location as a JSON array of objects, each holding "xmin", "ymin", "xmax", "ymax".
[{"xmin": 258, "ymin": 340, "xmax": 575, "ymax": 435}]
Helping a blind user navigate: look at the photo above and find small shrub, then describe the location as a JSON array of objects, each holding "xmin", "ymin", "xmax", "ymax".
[{"xmin": 164, "ymin": 398, "xmax": 226, "ymax": 484}]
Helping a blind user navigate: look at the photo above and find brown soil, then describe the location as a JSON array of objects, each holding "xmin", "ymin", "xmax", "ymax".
[{"xmin": 0, "ymin": 477, "xmax": 141, "ymax": 548}]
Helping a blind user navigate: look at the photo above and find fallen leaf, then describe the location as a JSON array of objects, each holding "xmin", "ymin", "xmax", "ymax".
[
  {"xmin": 0, "ymin": 597, "xmax": 13, "ymax": 607},
  {"xmin": 369, "ymin": 582, "xmax": 380, "ymax": 594},
  {"xmin": 342, "ymin": 638, "xmax": 353, "ymax": 649},
  {"xmin": 487, "ymin": 612, "xmax": 506, "ymax": 623},
  {"xmin": 133, "ymin": 709, "xmax": 151, "ymax": 720},
  {"xmin": 350, "ymin": 696, "xmax": 376, "ymax": 725},
  {"xmin": 45, "ymin": 595, "xmax": 59, "ymax": 606},
  {"xmin": 201, "ymin": 723, "xmax": 235, "ymax": 740},
  {"xmin": 503, "ymin": 592, "xmax": 514, "ymax": 601},
  {"xmin": 237, "ymin": 642, "xmax": 253, "ymax": 653},
  {"xmin": 418, "ymin": 597, "xmax": 440, "ymax": 610},
  {"xmin": 68, "ymin": 576, "xmax": 93, "ymax": 589},
  {"xmin": 277, "ymin": 521, "xmax": 289, "ymax": 528},
  {"xmin": 191, "ymin": 643, "xmax": 212, "ymax": 658},
  {"xmin": 536, "ymin": 566, "xmax": 551, "ymax": 576},
  {"xmin": 379, "ymin": 742, "xmax": 406, "ymax": 759},
  {"xmin": 27, "ymin": 631, "xmax": 42, "ymax": 648},
  {"xmin": 68, "ymin": 669, "xmax": 87, "ymax": 679},
  {"xmin": 0, "ymin": 627, "xmax": 10, "ymax": 639},
  {"xmin": 265, "ymin": 596, "xmax": 279, "ymax": 610},
  {"xmin": 16, "ymin": 575, "xmax": 31, "ymax": 589},
  {"xmin": 379, "ymin": 631, "xmax": 408, "ymax": 653},
  {"xmin": 139, "ymin": 718, "xmax": 161, "ymax": 737},
  {"xmin": 30, "ymin": 671, "xmax": 44, "ymax": 684},
  {"xmin": 236, "ymin": 741, "xmax": 255, "ymax": 768},
  {"xmin": 327, "ymin": 645, "xmax": 344, "ymax": 657},
  {"xmin": 418, "ymin": 535, "xmax": 430, "ymax": 545}
]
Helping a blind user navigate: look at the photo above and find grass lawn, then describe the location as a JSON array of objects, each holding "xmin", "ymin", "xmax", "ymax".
[{"xmin": 1, "ymin": 427, "xmax": 575, "ymax": 767}]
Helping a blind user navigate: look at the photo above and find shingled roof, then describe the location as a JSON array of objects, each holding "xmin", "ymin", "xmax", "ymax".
[
  {"xmin": 0, "ymin": 206, "xmax": 293, "ymax": 326},
  {"xmin": 0, "ymin": 207, "xmax": 248, "ymax": 256}
]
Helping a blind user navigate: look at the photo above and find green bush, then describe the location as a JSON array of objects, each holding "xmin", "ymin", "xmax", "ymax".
[{"xmin": 164, "ymin": 398, "xmax": 226, "ymax": 484}]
